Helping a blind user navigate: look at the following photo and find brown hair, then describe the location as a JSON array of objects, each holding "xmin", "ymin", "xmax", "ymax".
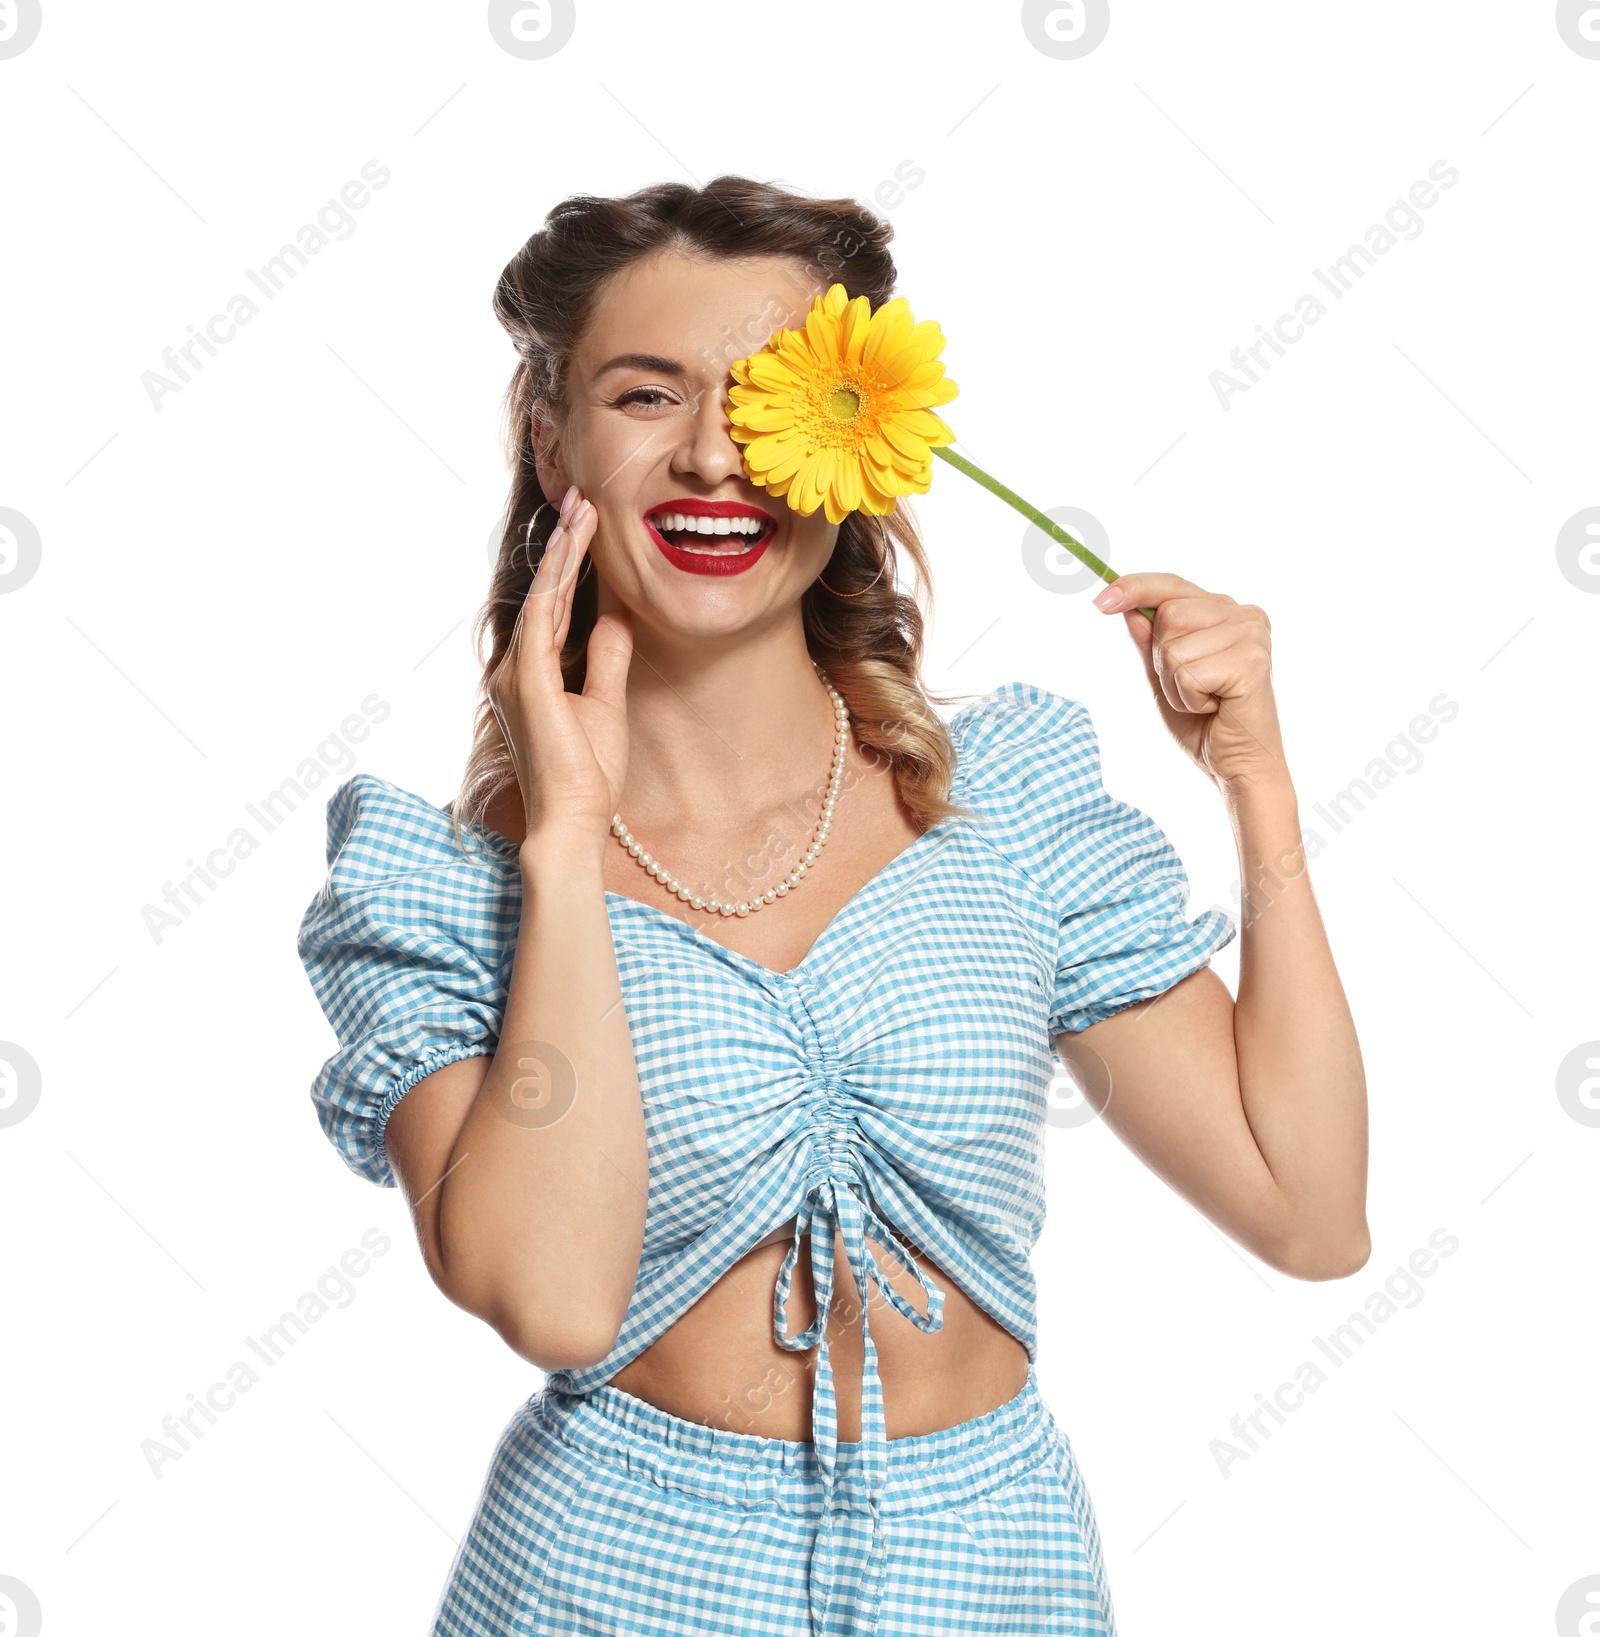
[{"xmin": 448, "ymin": 174, "xmax": 978, "ymax": 859}]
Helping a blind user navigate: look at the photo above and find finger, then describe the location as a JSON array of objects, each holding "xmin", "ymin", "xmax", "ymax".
[
  {"xmin": 1150, "ymin": 593, "xmax": 1240, "ymax": 645},
  {"xmin": 502, "ymin": 560, "xmax": 537, "ymax": 667},
  {"xmin": 1158, "ymin": 634, "xmax": 1258, "ymax": 715},
  {"xmin": 1148, "ymin": 641, "xmax": 1195, "ymax": 717},
  {"xmin": 561, "ymin": 497, "xmax": 594, "ymax": 582},
  {"xmin": 1117, "ymin": 605, "xmax": 1163, "ymax": 705},
  {"xmin": 529, "ymin": 519, "xmax": 570, "ymax": 601},
  {"xmin": 1156, "ymin": 614, "xmax": 1237, "ymax": 710},
  {"xmin": 1157, "ymin": 622, "xmax": 1245, "ymax": 685},
  {"xmin": 555, "ymin": 499, "xmax": 596, "ymax": 645},
  {"xmin": 553, "ymin": 504, "xmax": 593, "ymax": 655},
  {"xmin": 1163, "ymin": 654, "xmax": 1222, "ymax": 716},
  {"xmin": 510, "ymin": 524, "xmax": 570, "ymax": 690},
  {"xmin": 1095, "ymin": 572, "xmax": 1212, "ymax": 616},
  {"xmin": 1142, "ymin": 619, "xmax": 1208, "ymax": 716},
  {"xmin": 583, "ymin": 608, "xmax": 634, "ymax": 712}
]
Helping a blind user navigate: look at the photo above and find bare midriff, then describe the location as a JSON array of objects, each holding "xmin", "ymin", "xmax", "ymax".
[{"xmin": 607, "ymin": 1216, "xmax": 1031, "ymax": 1442}]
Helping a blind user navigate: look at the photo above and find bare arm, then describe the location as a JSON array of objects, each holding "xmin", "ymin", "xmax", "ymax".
[
  {"xmin": 1056, "ymin": 778, "xmax": 1368, "ymax": 1280},
  {"xmin": 385, "ymin": 831, "xmax": 646, "ymax": 1369},
  {"xmin": 385, "ymin": 487, "xmax": 646, "ymax": 1368},
  {"xmin": 1054, "ymin": 572, "xmax": 1369, "ymax": 1281}
]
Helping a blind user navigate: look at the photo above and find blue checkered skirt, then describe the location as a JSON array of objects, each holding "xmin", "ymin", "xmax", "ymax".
[{"xmin": 431, "ymin": 1364, "xmax": 1118, "ymax": 1636}]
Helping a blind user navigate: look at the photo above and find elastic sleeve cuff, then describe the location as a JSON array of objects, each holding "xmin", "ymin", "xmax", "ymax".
[
  {"xmin": 366, "ymin": 1042, "xmax": 500, "ymax": 1189},
  {"xmin": 1049, "ymin": 900, "xmax": 1237, "ymax": 1035}
]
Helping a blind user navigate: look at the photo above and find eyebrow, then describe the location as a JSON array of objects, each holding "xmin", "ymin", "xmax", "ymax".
[{"xmin": 593, "ymin": 352, "xmax": 689, "ymax": 378}]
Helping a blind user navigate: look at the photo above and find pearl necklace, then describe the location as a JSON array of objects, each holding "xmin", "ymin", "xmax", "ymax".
[{"xmin": 609, "ymin": 670, "xmax": 851, "ymax": 919}]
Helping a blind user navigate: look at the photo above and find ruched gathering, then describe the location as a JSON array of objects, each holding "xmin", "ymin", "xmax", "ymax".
[{"xmin": 296, "ymin": 681, "xmax": 1236, "ymax": 1636}]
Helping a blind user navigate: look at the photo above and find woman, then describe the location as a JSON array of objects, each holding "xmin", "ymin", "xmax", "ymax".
[{"xmin": 297, "ymin": 176, "xmax": 1369, "ymax": 1636}]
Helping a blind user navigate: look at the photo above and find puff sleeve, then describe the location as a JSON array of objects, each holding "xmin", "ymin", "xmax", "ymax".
[
  {"xmin": 295, "ymin": 773, "xmax": 522, "ymax": 1187},
  {"xmin": 954, "ymin": 683, "xmax": 1237, "ymax": 1037}
]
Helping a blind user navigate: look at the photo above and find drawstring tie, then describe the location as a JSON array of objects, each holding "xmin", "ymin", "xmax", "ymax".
[{"xmin": 772, "ymin": 1176, "xmax": 946, "ymax": 1636}]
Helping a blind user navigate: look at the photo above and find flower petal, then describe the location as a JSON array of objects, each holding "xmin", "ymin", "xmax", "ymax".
[
  {"xmin": 833, "ymin": 454, "xmax": 862, "ymax": 516},
  {"xmin": 863, "ymin": 302, "xmax": 915, "ymax": 368},
  {"xmin": 804, "ymin": 298, "xmax": 842, "ymax": 361},
  {"xmin": 839, "ymin": 293, "xmax": 874, "ymax": 366},
  {"xmin": 767, "ymin": 443, "xmax": 811, "ymax": 484},
  {"xmin": 745, "ymin": 352, "xmax": 800, "ymax": 391},
  {"xmin": 732, "ymin": 402, "xmax": 797, "ymax": 433},
  {"xmin": 879, "ymin": 416, "xmax": 933, "ymax": 460},
  {"xmin": 903, "ymin": 318, "xmax": 948, "ymax": 365}
]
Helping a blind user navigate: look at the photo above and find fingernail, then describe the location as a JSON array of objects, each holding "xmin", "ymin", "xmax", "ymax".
[
  {"xmin": 559, "ymin": 484, "xmax": 579, "ymax": 520},
  {"xmin": 1093, "ymin": 583, "xmax": 1123, "ymax": 610}
]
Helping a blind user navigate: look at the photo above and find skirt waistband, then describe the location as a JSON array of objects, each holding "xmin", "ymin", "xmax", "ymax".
[{"xmin": 531, "ymin": 1361, "xmax": 1057, "ymax": 1517}]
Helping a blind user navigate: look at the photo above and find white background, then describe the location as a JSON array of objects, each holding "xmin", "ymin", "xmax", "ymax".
[{"xmin": 3, "ymin": 2, "xmax": 1597, "ymax": 1633}]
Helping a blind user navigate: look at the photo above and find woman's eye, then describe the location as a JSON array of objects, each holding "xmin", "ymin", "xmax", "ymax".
[{"xmin": 615, "ymin": 387, "xmax": 676, "ymax": 411}]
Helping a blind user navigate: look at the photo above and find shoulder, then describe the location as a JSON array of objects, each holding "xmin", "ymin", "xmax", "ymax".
[
  {"xmin": 313, "ymin": 772, "xmax": 520, "ymax": 892},
  {"xmin": 943, "ymin": 680, "xmax": 1148, "ymax": 901},
  {"xmin": 297, "ymin": 772, "xmax": 522, "ymax": 971},
  {"xmin": 947, "ymin": 680, "xmax": 1102, "ymax": 812}
]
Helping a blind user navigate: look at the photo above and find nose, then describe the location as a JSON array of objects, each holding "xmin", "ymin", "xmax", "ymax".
[{"xmin": 669, "ymin": 376, "xmax": 743, "ymax": 487}]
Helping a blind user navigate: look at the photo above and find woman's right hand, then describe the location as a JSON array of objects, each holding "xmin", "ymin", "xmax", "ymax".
[{"xmin": 488, "ymin": 485, "xmax": 633, "ymax": 851}]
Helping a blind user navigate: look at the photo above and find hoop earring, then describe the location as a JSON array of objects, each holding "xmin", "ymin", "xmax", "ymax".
[
  {"xmin": 523, "ymin": 499, "xmax": 597, "ymax": 592},
  {"xmin": 817, "ymin": 531, "xmax": 891, "ymax": 598},
  {"xmin": 507, "ymin": 502, "xmax": 557, "ymax": 572}
]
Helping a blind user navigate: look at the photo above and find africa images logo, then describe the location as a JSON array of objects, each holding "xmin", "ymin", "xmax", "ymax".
[
  {"xmin": 1208, "ymin": 162, "xmax": 1460, "ymax": 411},
  {"xmin": 139, "ymin": 162, "xmax": 391, "ymax": 411},
  {"xmin": 1210, "ymin": 1228, "xmax": 1459, "ymax": 1478}
]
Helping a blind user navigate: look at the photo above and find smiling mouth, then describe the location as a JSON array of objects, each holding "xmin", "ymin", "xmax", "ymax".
[{"xmin": 646, "ymin": 508, "xmax": 775, "ymax": 555}]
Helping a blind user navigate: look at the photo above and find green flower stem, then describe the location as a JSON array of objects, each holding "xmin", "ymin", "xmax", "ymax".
[{"xmin": 931, "ymin": 445, "xmax": 1156, "ymax": 623}]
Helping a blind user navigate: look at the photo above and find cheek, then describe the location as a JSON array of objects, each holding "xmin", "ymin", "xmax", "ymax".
[
  {"xmin": 790, "ymin": 510, "xmax": 839, "ymax": 560},
  {"xmin": 565, "ymin": 400, "xmax": 674, "ymax": 483},
  {"xmin": 562, "ymin": 416, "xmax": 630, "ymax": 490},
  {"xmin": 589, "ymin": 498, "xmax": 648, "ymax": 576}
]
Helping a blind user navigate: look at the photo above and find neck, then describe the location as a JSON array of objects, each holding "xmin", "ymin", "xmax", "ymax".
[{"xmin": 617, "ymin": 637, "xmax": 840, "ymax": 827}]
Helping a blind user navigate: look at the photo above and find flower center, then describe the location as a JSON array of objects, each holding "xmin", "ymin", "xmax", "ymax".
[{"xmin": 825, "ymin": 384, "xmax": 862, "ymax": 423}]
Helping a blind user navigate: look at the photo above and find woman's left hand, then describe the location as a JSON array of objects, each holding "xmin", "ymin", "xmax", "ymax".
[{"xmin": 1093, "ymin": 572, "xmax": 1288, "ymax": 793}]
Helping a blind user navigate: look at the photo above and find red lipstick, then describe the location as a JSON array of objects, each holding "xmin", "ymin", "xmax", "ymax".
[{"xmin": 644, "ymin": 500, "xmax": 775, "ymax": 578}]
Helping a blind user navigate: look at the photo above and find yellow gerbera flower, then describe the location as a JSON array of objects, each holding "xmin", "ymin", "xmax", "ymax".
[{"xmin": 727, "ymin": 283, "xmax": 959, "ymax": 526}]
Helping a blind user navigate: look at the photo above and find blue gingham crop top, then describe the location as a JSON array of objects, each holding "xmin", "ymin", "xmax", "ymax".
[{"xmin": 296, "ymin": 680, "xmax": 1236, "ymax": 1577}]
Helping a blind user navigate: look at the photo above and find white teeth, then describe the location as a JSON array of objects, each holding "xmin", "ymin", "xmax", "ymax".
[{"xmin": 651, "ymin": 511, "xmax": 769, "ymax": 540}]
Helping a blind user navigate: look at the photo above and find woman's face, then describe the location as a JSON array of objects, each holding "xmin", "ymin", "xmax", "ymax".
[{"xmin": 535, "ymin": 248, "xmax": 839, "ymax": 645}]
